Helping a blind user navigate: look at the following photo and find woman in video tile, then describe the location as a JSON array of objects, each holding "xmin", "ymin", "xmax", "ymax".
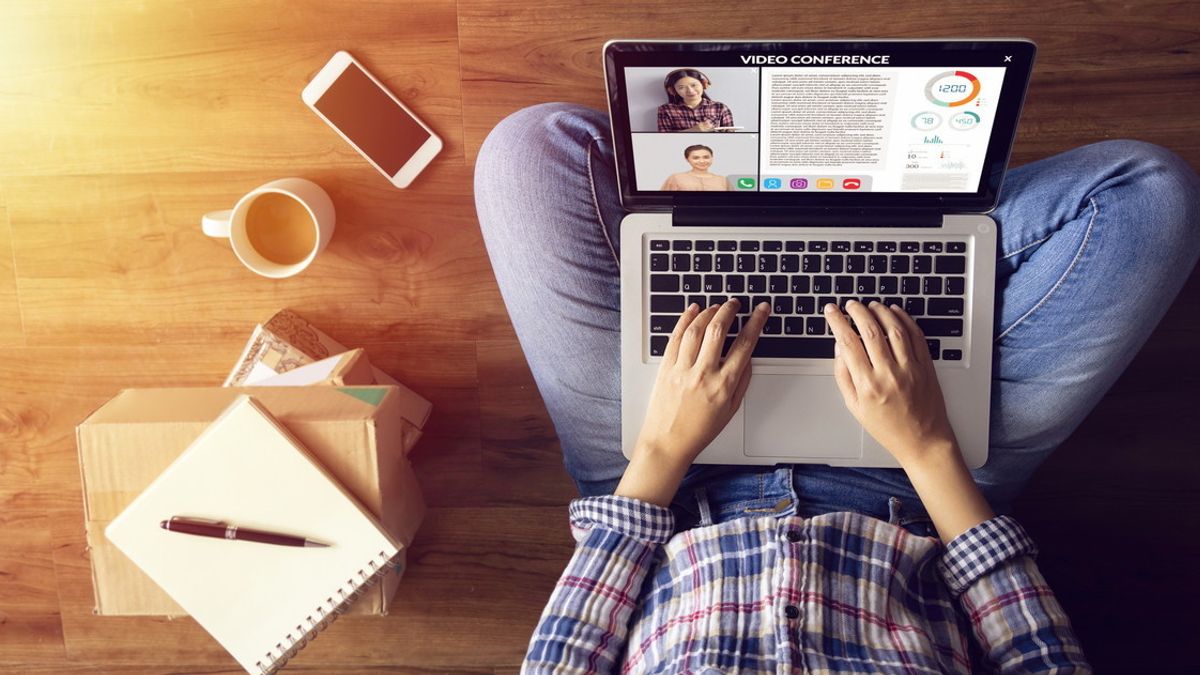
[
  {"xmin": 656, "ymin": 69, "xmax": 734, "ymax": 132},
  {"xmin": 660, "ymin": 144, "xmax": 730, "ymax": 191}
]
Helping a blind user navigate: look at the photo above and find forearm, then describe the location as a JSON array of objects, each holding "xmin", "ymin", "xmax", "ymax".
[
  {"xmin": 614, "ymin": 444, "xmax": 691, "ymax": 507},
  {"xmin": 902, "ymin": 442, "xmax": 995, "ymax": 546}
]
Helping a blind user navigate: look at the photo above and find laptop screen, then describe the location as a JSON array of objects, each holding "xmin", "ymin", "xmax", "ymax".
[{"xmin": 604, "ymin": 40, "xmax": 1036, "ymax": 212}]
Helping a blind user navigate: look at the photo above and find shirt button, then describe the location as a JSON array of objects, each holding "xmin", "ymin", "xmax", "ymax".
[
  {"xmin": 785, "ymin": 605, "xmax": 800, "ymax": 619},
  {"xmin": 786, "ymin": 531, "xmax": 801, "ymax": 543}
]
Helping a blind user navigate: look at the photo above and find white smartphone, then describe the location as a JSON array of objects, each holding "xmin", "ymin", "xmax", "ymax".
[{"xmin": 302, "ymin": 51, "xmax": 443, "ymax": 188}]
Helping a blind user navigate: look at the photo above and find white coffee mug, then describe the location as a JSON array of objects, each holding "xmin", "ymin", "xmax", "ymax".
[{"xmin": 202, "ymin": 178, "xmax": 335, "ymax": 278}]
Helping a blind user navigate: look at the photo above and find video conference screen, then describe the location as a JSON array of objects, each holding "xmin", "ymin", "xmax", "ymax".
[{"xmin": 624, "ymin": 61, "xmax": 1007, "ymax": 194}]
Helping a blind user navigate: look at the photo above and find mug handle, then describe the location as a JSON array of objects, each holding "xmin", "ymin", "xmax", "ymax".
[{"xmin": 201, "ymin": 210, "xmax": 234, "ymax": 238}]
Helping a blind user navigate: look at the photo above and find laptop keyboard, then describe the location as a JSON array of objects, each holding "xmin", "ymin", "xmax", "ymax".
[{"xmin": 646, "ymin": 236, "xmax": 970, "ymax": 362}]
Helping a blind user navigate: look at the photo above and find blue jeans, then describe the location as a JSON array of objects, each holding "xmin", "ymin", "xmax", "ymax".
[{"xmin": 474, "ymin": 103, "xmax": 1200, "ymax": 536}]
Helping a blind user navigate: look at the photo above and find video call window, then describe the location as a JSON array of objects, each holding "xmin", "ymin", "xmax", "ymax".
[{"xmin": 625, "ymin": 64, "xmax": 1006, "ymax": 194}]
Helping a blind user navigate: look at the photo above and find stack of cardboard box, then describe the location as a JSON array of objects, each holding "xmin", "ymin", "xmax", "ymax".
[{"xmin": 77, "ymin": 310, "xmax": 431, "ymax": 616}]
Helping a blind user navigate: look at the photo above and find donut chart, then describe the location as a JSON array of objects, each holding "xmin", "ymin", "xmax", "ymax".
[{"xmin": 925, "ymin": 71, "xmax": 981, "ymax": 107}]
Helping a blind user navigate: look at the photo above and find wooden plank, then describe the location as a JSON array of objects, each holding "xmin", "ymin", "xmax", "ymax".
[
  {"xmin": 0, "ymin": 0, "xmax": 465, "ymax": 177},
  {"xmin": 0, "ymin": 489, "xmax": 65, "ymax": 664},
  {"xmin": 0, "ymin": 193, "xmax": 23, "ymax": 346}
]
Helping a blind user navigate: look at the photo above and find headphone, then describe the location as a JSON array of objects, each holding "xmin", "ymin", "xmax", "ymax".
[{"xmin": 663, "ymin": 69, "xmax": 712, "ymax": 102}]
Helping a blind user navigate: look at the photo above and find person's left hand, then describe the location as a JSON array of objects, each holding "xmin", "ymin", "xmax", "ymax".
[{"xmin": 633, "ymin": 299, "xmax": 770, "ymax": 466}]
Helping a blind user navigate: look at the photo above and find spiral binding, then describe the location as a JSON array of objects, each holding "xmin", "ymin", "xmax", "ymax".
[{"xmin": 254, "ymin": 549, "xmax": 400, "ymax": 674}]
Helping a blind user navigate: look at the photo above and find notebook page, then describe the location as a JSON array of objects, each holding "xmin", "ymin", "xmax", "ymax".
[{"xmin": 105, "ymin": 395, "xmax": 399, "ymax": 673}]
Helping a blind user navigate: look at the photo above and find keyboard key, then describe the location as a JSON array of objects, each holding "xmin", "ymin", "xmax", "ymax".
[
  {"xmin": 835, "ymin": 276, "xmax": 854, "ymax": 294},
  {"xmin": 748, "ymin": 275, "xmax": 767, "ymax": 293},
  {"xmin": 802, "ymin": 255, "xmax": 821, "ymax": 273},
  {"xmin": 715, "ymin": 254, "xmax": 734, "ymax": 272},
  {"xmin": 650, "ymin": 274, "xmax": 679, "ymax": 292},
  {"xmin": 809, "ymin": 241, "xmax": 829, "ymax": 252},
  {"xmin": 741, "ymin": 336, "xmax": 836, "ymax": 359},
  {"xmin": 947, "ymin": 241, "xmax": 967, "ymax": 253},
  {"xmin": 763, "ymin": 241, "xmax": 783, "ymax": 252},
  {"xmin": 651, "ymin": 295, "xmax": 685, "ymax": 313},
  {"xmin": 703, "ymin": 275, "xmax": 722, "ymax": 293},
  {"xmin": 868, "ymin": 255, "xmax": 888, "ymax": 273},
  {"xmin": 878, "ymin": 241, "xmax": 897, "ymax": 252},
  {"xmin": 926, "ymin": 339, "xmax": 940, "ymax": 360},
  {"xmin": 758, "ymin": 255, "xmax": 777, "ymax": 273},
  {"xmin": 733, "ymin": 295, "xmax": 751, "ymax": 313},
  {"xmin": 832, "ymin": 241, "xmax": 851, "ymax": 252},
  {"xmin": 923, "ymin": 241, "xmax": 943, "ymax": 253},
  {"xmin": 672, "ymin": 240, "xmax": 692, "ymax": 251},
  {"xmin": 823, "ymin": 255, "xmax": 843, "ymax": 273},
  {"xmin": 846, "ymin": 255, "xmax": 865, "ymax": 273},
  {"xmin": 682, "ymin": 275, "xmax": 701, "ymax": 292},
  {"xmin": 856, "ymin": 276, "xmax": 876, "ymax": 294},
  {"xmin": 672, "ymin": 254, "xmax": 691, "ymax": 272},
  {"xmin": 946, "ymin": 277, "xmax": 965, "ymax": 295},
  {"xmin": 879, "ymin": 276, "xmax": 898, "ymax": 294},
  {"xmin": 739, "ymin": 240, "xmax": 760, "ymax": 251},
  {"xmin": 780, "ymin": 254, "xmax": 800, "ymax": 272},
  {"xmin": 927, "ymin": 298, "xmax": 963, "ymax": 316},
  {"xmin": 752, "ymin": 295, "xmax": 771, "ymax": 311},
  {"xmin": 650, "ymin": 240, "xmax": 669, "ymax": 251},
  {"xmin": 651, "ymin": 336, "xmax": 669, "ymax": 356},
  {"xmin": 901, "ymin": 276, "xmax": 921, "ymax": 295},
  {"xmin": 923, "ymin": 277, "xmax": 942, "ymax": 295},
  {"xmin": 688, "ymin": 294, "xmax": 706, "ymax": 308},
  {"xmin": 725, "ymin": 275, "xmax": 745, "ymax": 293},
  {"xmin": 904, "ymin": 298, "xmax": 925, "ymax": 316},
  {"xmin": 889, "ymin": 255, "xmax": 910, "ymax": 274},
  {"xmin": 806, "ymin": 317, "xmax": 827, "ymax": 335},
  {"xmin": 853, "ymin": 241, "xmax": 874, "ymax": 252},
  {"xmin": 785, "ymin": 317, "xmax": 805, "ymax": 334},
  {"xmin": 900, "ymin": 242, "xmax": 920, "ymax": 253},
  {"xmin": 817, "ymin": 296, "xmax": 837, "ymax": 312},
  {"xmin": 695, "ymin": 240, "xmax": 715, "ymax": 251},
  {"xmin": 718, "ymin": 240, "xmax": 738, "ymax": 251},
  {"xmin": 861, "ymin": 296, "xmax": 881, "ymax": 306},
  {"xmin": 935, "ymin": 255, "xmax": 967, "ymax": 274},
  {"xmin": 943, "ymin": 349, "xmax": 963, "ymax": 360},
  {"xmin": 650, "ymin": 254, "xmax": 669, "ymax": 271},
  {"xmin": 737, "ymin": 254, "xmax": 755, "ymax": 272},
  {"xmin": 884, "ymin": 296, "xmax": 902, "ymax": 307},
  {"xmin": 693, "ymin": 254, "xmax": 713, "ymax": 272},
  {"xmin": 764, "ymin": 316, "xmax": 782, "ymax": 334},
  {"xmin": 795, "ymin": 296, "xmax": 816, "ymax": 314},
  {"xmin": 916, "ymin": 318, "xmax": 964, "ymax": 337},
  {"xmin": 650, "ymin": 315, "xmax": 677, "ymax": 333},
  {"xmin": 790, "ymin": 276, "xmax": 811, "ymax": 294},
  {"xmin": 912, "ymin": 255, "xmax": 932, "ymax": 274},
  {"xmin": 785, "ymin": 240, "xmax": 806, "ymax": 252},
  {"xmin": 813, "ymin": 276, "xmax": 832, "ymax": 293},
  {"xmin": 769, "ymin": 275, "xmax": 788, "ymax": 293},
  {"xmin": 774, "ymin": 296, "xmax": 794, "ymax": 314}
]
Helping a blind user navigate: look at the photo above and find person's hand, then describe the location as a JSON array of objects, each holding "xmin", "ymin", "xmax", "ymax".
[
  {"xmin": 634, "ymin": 299, "xmax": 770, "ymax": 466},
  {"xmin": 694, "ymin": 119, "xmax": 715, "ymax": 132},
  {"xmin": 825, "ymin": 300, "xmax": 958, "ymax": 468}
]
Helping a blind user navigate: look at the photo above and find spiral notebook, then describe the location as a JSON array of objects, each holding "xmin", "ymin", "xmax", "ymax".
[{"xmin": 105, "ymin": 395, "xmax": 402, "ymax": 674}]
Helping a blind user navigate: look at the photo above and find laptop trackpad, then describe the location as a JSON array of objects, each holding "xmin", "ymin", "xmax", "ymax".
[{"xmin": 744, "ymin": 375, "xmax": 863, "ymax": 459}]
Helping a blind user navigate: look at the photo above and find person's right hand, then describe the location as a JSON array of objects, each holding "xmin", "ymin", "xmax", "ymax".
[
  {"xmin": 824, "ymin": 300, "xmax": 958, "ymax": 468},
  {"xmin": 694, "ymin": 119, "xmax": 715, "ymax": 132}
]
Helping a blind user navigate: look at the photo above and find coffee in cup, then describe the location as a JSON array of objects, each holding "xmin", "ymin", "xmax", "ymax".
[{"xmin": 202, "ymin": 178, "xmax": 335, "ymax": 278}]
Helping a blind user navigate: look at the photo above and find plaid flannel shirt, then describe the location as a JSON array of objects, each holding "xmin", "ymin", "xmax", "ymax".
[
  {"xmin": 523, "ymin": 495, "xmax": 1090, "ymax": 674},
  {"xmin": 657, "ymin": 100, "xmax": 735, "ymax": 132}
]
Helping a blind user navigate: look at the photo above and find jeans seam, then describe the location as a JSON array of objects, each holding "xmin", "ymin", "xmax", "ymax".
[
  {"xmin": 586, "ymin": 136, "xmax": 620, "ymax": 271},
  {"xmin": 999, "ymin": 231, "xmax": 1054, "ymax": 261},
  {"xmin": 995, "ymin": 197, "xmax": 1099, "ymax": 343}
]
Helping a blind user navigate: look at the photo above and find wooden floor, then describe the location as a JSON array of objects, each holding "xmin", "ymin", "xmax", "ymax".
[{"xmin": 1, "ymin": 0, "xmax": 1197, "ymax": 671}]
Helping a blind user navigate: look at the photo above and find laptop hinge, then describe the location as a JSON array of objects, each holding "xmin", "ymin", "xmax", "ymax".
[{"xmin": 672, "ymin": 206, "xmax": 943, "ymax": 228}]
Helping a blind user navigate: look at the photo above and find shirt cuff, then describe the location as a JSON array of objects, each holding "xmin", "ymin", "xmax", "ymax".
[
  {"xmin": 937, "ymin": 514, "xmax": 1039, "ymax": 596},
  {"xmin": 568, "ymin": 495, "xmax": 675, "ymax": 545}
]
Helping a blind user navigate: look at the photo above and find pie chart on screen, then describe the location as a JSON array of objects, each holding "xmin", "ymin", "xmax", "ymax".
[{"xmin": 925, "ymin": 71, "xmax": 981, "ymax": 107}]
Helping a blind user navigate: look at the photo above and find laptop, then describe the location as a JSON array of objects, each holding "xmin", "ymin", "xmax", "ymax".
[{"xmin": 605, "ymin": 39, "xmax": 1037, "ymax": 468}]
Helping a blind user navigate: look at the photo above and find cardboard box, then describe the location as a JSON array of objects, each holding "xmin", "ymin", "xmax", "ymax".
[
  {"xmin": 77, "ymin": 386, "xmax": 426, "ymax": 617},
  {"xmin": 253, "ymin": 348, "xmax": 376, "ymax": 387}
]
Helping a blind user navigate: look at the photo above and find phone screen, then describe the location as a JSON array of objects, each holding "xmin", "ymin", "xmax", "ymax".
[{"xmin": 313, "ymin": 62, "xmax": 431, "ymax": 175}]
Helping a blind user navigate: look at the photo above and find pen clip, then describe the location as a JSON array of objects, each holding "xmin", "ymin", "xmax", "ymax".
[{"xmin": 170, "ymin": 516, "xmax": 227, "ymax": 526}]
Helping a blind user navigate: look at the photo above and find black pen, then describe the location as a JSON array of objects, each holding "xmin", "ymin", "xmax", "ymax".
[{"xmin": 160, "ymin": 516, "xmax": 330, "ymax": 548}]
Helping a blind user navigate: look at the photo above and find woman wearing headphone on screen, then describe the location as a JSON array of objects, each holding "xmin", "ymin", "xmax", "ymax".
[
  {"xmin": 657, "ymin": 69, "xmax": 735, "ymax": 132},
  {"xmin": 660, "ymin": 144, "xmax": 730, "ymax": 191}
]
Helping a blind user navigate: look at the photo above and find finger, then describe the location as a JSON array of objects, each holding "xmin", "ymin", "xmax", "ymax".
[
  {"xmin": 890, "ymin": 304, "xmax": 932, "ymax": 365},
  {"xmin": 730, "ymin": 353, "xmax": 753, "ymax": 410},
  {"xmin": 868, "ymin": 301, "xmax": 914, "ymax": 368},
  {"xmin": 823, "ymin": 303, "xmax": 872, "ymax": 387},
  {"xmin": 844, "ymin": 300, "xmax": 893, "ymax": 367},
  {"xmin": 719, "ymin": 302, "xmax": 771, "ymax": 377},
  {"xmin": 696, "ymin": 298, "xmax": 743, "ymax": 369},
  {"xmin": 832, "ymin": 345, "xmax": 858, "ymax": 407},
  {"xmin": 676, "ymin": 304, "xmax": 721, "ymax": 368},
  {"xmin": 662, "ymin": 302, "xmax": 700, "ymax": 365}
]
